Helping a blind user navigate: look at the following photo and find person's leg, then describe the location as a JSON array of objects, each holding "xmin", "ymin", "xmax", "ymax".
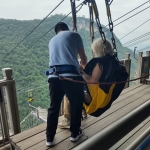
[
  {"xmin": 63, "ymin": 95, "xmax": 71, "ymax": 120},
  {"xmin": 46, "ymin": 78, "xmax": 65, "ymax": 142},
  {"xmin": 61, "ymin": 76, "xmax": 85, "ymax": 138},
  {"xmin": 58, "ymin": 95, "xmax": 71, "ymax": 128}
]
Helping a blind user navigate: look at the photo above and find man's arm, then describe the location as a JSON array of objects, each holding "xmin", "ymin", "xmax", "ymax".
[{"xmin": 78, "ymin": 47, "xmax": 87, "ymax": 68}]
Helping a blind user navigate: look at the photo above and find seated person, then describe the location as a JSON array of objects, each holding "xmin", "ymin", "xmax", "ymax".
[{"xmin": 58, "ymin": 38, "xmax": 128, "ymax": 128}]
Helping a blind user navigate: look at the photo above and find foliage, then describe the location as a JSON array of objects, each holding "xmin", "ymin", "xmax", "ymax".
[{"xmin": 0, "ymin": 14, "xmax": 137, "ymax": 123}]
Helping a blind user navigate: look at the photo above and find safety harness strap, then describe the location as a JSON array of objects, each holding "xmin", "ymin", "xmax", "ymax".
[{"xmin": 46, "ymin": 65, "xmax": 79, "ymax": 75}]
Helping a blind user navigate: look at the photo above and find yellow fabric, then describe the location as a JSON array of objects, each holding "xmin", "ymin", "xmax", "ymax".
[{"xmin": 83, "ymin": 83, "xmax": 115, "ymax": 114}]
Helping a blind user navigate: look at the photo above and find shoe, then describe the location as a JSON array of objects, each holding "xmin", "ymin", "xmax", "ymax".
[
  {"xmin": 46, "ymin": 136, "xmax": 55, "ymax": 147},
  {"xmin": 70, "ymin": 128, "xmax": 83, "ymax": 142},
  {"xmin": 58, "ymin": 119, "xmax": 70, "ymax": 129},
  {"xmin": 82, "ymin": 109, "xmax": 87, "ymax": 119}
]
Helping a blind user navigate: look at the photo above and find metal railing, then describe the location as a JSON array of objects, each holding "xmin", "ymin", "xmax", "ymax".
[{"xmin": 73, "ymin": 100, "xmax": 150, "ymax": 150}]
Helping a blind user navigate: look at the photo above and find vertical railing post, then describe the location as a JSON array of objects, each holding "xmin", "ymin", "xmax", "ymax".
[
  {"xmin": 146, "ymin": 51, "xmax": 150, "ymax": 71},
  {"xmin": 124, "ymin": 53, "xmax": 131, "ymax": 88},
  {"xmin": 136, "ymin": 52, "xmax": 143, "ymax": 84},
  {"xmin": 0, "ymin": 87, "xmax": 9, "ymax": 142},
  {"xmin": 145, "ymin": 51, "xmax": 150, "ymax": 84},
  {"xmin": 2, "ymin": 68, "xmax": 21, "ymax": 135}
]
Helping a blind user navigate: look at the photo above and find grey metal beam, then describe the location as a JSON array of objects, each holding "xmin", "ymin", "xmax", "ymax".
[
  {"xmin": 124, "ymin": 127, "xmax": 150, "ymax": 150},
  {"xmin": 73, "ymin": 100, "xmax": 150, "ymax": 150}
]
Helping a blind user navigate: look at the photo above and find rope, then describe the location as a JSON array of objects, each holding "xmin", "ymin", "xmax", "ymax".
[{"xmin": 58, "ymin": 73, "xmax": 150, "ymax": 85}]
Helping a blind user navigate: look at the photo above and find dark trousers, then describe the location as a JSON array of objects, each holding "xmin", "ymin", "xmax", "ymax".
[{"xmin": 46, "ymin": 76, "xmax": 84, "ymax": 139}]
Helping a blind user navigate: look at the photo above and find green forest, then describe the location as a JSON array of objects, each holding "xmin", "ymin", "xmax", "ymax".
[{"xmin": 0, "ymin": 14, "xmax": 137, "ymax": 122}]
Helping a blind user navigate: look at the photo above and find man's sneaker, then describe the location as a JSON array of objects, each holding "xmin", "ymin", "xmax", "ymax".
[
  {"xmin": 46, "ymin": 137, "xmax": 55, "ymax": 147},
  {"xmin": 70, "ymin": 128, "xmax": 83, "ymax": 142},
  {"xmin": 58, "ymin": 119, "xmax": 70, "ymax": 129}
]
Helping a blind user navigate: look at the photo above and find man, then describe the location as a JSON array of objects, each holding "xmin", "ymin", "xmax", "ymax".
[{"xmin": 46, "ymin": 22, "xmax": 87, "ymax": 147}]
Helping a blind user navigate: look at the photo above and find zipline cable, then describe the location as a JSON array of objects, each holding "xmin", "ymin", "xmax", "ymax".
[
  {"xmin": 109, "ymin": 0, "xmax": 113, "ymax": 6},
  {"xmin": 6, "ymin": 1, "xmax": 150, "ymax": 92},
  {"xmin": 120, "ymin": 19, "xmax": 150, "ymax": 40},
  {"xmin": 17, "ymin": 4, "xmax": 149, "ymax": 92},
  {"xmin": 3, "ymin": 0, "xmax": 149, "ymax": 61},
  {"xmin": 16, "ymin": 1, "xmax": 87, "ymax": 92},
  {"xmin": 16, "ymin": 4, "xmax": 149, "ymax": 92},
  {"xmin": 124, "ymin": 36, "xmax": 150, "ymax": 47},
  {"xmin": 1, "ymin": 0, "xmax": 65, "ymax": 62},
  {"xmin": 96, "ymin": 5, "xmax": 150, "ymax": 35},
  {"xmin": 27, "ymin": 0, "xmax": 86, "ymax": 49},
  {"xmin": 1, "ymin": 0, "xmax": 86, "ymax": 65},
  {"xmin": 137, "ymin": 46, "xmax": 150, "ymax": 52},
  {"xmin": 85, "ymin": 1, "xmax": 150, "ymax": 41},
  {"xmin": 123, "ymin": 32, "xmax": 150, "ymax": 46},
  {"xmin": 112, "ymin": 1, "xmax": 150, "ymax": 24},
  {"xmin": 113, "ymin": 6, "xmax": 150, "ymax": 28}
]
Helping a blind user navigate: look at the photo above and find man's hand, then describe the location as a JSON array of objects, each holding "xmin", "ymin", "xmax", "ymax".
[
  {"xmin": 79, "ymin": 64, "xmax": 84, "ymax": 72},
  {"xmin": 78, "ymin": 47, "xmax": 87, "ymax": 68}
]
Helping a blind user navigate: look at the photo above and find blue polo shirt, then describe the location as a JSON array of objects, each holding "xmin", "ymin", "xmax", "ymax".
[{"xmin": 48, "ymin": 31, "xmax": 84, "ymax": 78}]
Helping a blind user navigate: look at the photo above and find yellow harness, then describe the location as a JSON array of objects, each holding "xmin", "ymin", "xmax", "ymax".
[{"xmin": 83, "ymin": 83, "xmax": 115, "ymax": 114}]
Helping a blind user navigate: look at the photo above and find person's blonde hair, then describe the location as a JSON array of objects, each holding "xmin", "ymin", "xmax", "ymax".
[{"xmin": 91, "ymin": 38, "xmax": 114, "ymax": 57}]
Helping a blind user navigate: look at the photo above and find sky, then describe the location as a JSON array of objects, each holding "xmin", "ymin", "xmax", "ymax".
[{"xmin": 0, "ymin": 0, "xmax": 150, "ymax": 52}]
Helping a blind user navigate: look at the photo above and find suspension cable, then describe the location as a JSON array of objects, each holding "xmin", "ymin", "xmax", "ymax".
[
  {"xmin": 70, "ymin": 0, "xmax": 78, "ymax": 32},
  {"xmin": 109, "ymin": 0, "xmax": 113, "ymax": 5},
  {"xmin": 0, "ymin": 0, "xmax": 87, "ymax": 65},
  {"xmin": 105, "ymin": 0, "xmax": 117, "ymax": 54},
  {"xmin": 87, "ymin": 1, "xmax": 150, "ymax": 40},
  {"xmin": 112, "ymin": 1, "xmax": 150, "ymax": 23},
  {"xmin": 87, "ymin": 0, "xmax": 108, "ymax": 55},
  {"xmin": 26, "ymin": 0, "xmax": 86, "ymax": 49},
  {"xmin": 124, "ymin": 36, "xmax": 150, "ymax": 47},
  {"xmin": 114, "ymin": 6, "xmax": 150, "ymax": 28},
  {"xmin": 120, "ymin": 19, "xmax": 150, "ymax": 40},
  {"xmin": 12, "ymin": 1, "xmax": 87, "ymax": 89},
  {"xmin": 93, "ymin": 5, "xmax": 150, "ymax": 41},
  {"xmin": 88, "ymin": 2, "xmax": 95, "ymax": 58},
  {"xmin": 0, "ymin": 0, "xmax": 65, "ymax": 62},
  {"xmin": 123, "ymin": 32, "xmax": 150, "ymax": 45},
  {"xmin": 123, "ymin": 32, "xmax": 150, "ymax": 46}
]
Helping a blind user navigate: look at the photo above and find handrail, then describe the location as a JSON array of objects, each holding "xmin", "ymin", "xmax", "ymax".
[
  {"xmin": 125, "ymin": 127, "xmax": 150, "ymax": 150},
  {"xmin": 73, "ymin": 100, "xmax": 150, "ymax": 150}
]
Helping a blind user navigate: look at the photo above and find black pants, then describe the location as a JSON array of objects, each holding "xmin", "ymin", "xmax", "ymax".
[{"xmin": 46, "ymin": 76, "xmax": 85, "ymax": 139}]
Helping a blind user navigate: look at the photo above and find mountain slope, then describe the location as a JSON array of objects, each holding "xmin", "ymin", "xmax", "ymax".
[{"xmin": 0, "ymin": 14, "xmax": 136, "ymax": 121}]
